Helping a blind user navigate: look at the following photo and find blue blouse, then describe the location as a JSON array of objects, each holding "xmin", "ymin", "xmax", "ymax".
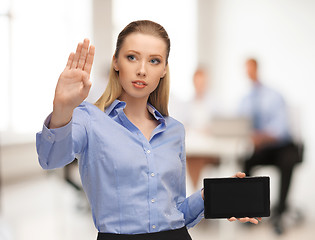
[{"xmin": 36, "ymin": 100, "xmax": 204, "ymax": 234}]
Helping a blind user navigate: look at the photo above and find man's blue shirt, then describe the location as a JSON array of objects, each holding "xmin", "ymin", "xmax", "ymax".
[{"xmin": 239, "ymin": 83, "xmax": 291, "ymax": 141}]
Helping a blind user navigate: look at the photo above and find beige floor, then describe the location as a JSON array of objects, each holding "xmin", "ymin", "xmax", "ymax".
[{"xmin": 0, "ymin": 173, "xmax": 313, "ymax": 240}]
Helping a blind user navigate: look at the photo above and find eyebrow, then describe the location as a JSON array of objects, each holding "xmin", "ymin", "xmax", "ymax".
[{"xmin": 127, "ymin": 50, "xmax": 164, "ymax": 59}]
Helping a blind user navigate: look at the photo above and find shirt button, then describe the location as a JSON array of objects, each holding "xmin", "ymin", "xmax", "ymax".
[
  {"xmin": 146, "ymin": 150, "xmax": 151, "ymax": 154},
  {"xmin": 48, "ymin": 136, "xmax": 52, "ymax": 140},
  {"xmin": 151, "ymin": 173, "xmax": 155, "ymax": 177},
  {"xmin": 151, "ymin": 199, "xmax": 155, "ymax": 203},
  {"xmin": 152, "ymin": 225, "xmax": 156, "ymax": 229}
]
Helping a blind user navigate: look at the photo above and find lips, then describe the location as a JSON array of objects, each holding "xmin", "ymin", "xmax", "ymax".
[{"xmin": 132, "ymin": 80, "xmax": 147, "ymax": 89}]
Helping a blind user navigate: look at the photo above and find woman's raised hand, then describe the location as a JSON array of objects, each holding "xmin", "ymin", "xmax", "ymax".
[{"xmin": 50, "ymin": 39, "xmax": 95, "ymax": 129}]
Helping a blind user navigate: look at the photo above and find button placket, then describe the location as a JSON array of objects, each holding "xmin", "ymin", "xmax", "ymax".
[{"xmin": 144, "ymin": 144, "xmax": 158, "ymax": 232}]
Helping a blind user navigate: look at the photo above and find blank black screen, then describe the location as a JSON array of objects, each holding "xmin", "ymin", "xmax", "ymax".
[{"xmin": 204, "ymin": 177, "xmax": 270, "ymax": 218}]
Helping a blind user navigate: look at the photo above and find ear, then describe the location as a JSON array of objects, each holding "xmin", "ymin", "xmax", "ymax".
[
  {"xmin": 161, "ymin": 64, "xmax": 167, "ymax": 78},
  {"xmin": 113, "ymin": 55, "xmax": 119, "ymax": 71}
]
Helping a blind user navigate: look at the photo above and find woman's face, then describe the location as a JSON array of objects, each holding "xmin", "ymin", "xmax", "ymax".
[{"xmin": 113, "ymin": 33, "xmax": 167, "ymax": 101}]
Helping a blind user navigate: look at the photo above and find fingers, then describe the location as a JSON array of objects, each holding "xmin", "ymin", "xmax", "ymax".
[
  {"xmin": 250, "ymin": 218, "xmax": 260, "ymax": 224},
  {"xmin": 77, "ymin": 39, "xmax": 90, "ymax": 69},
  {"xmin": 69, "ymin": 38, "xmax": 94, "ymax": 71},
  {"xmin": 71, "ymin": 42, "xmax": 83, "ymax": 69},
  {"xmin": 242, "ymin": 217, "xmax": 260, "ymax": 224},
  {"xmin": 238, "ymin": 217, "xmax": 251, "ymax": 223},
  {"xmin": 66, "ymin": 52, "xmax": 75, "ymax": 69},
  {"xmin": 230, "ymin": 217, "xmax": 260, "ymax": 224},
  {"xmin": 236, "ymin": 172, "xmax": 246, "ymax": 178},
  {"xmin": 83, "ymin": 44, "xmax": 95, "ymax": 74},
  {"xmin": 231, "ymin": 172, "xmax": 246, "ymax": 178}
]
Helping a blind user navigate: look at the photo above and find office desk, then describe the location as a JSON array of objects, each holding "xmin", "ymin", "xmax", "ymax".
[{"xmin": 186, "ymin": 130, "xmax": 253, "ymax": 175}]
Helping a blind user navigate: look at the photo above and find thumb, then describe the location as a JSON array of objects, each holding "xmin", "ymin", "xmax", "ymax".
[
  {"xmin": 82, "ymin": 72, "xmax": 92, "ymax": 88},
  {"xmin": 81, "ymin": 73, "xmax": 92, "ymax": 97}
]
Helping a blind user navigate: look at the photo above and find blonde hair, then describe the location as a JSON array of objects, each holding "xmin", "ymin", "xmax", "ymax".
[{"xmin": 95, "ymin": 20, "xmax": 171, "ymax": 116}]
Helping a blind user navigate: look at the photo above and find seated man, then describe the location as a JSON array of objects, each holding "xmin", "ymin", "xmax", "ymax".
[
  {"xmin": 238, "ymin": 58, "xmax": 302, "ymax": 234},
  {"xmin": 183, "ymin": 67, "xmax": 220, "ymax": 189}
]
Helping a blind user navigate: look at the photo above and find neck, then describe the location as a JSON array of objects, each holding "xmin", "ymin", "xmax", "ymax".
[
  {"xmin": 252, "ymin": 73, "xmax": 259, "ymax": 82},
  {"xmin": 253, "ymin": 77, "xmax": 260, "ymax": 84},
  {"xmin": 119, "ymin": 95, "xmax": 152, "ymax": 121},
  {"xmin": 195, "ymin": 92, "xmax": 205, "ymax": 100}
]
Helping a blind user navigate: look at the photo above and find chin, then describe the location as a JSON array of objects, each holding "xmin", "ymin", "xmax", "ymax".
[{"xmin": 121, "ymin": 92, "xmax": 150, "ymax": 101}]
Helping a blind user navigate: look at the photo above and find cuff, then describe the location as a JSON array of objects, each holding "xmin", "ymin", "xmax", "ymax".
[
  {"xmin": 189, "ymin": 188, "xmax": 205, "ymax": 217},
  {"xmin": 42, "ymin": 113, "xmax": 72, "ymax": 142}
]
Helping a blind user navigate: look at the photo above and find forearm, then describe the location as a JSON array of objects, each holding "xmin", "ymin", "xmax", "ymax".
[
  {"xmin": 252, "ymin": 132, "xmax": 278, "ymax": 148},
  {"xmin": 49, "ymin": 103, "xmax": 74, "ymax": 129},
  {"xmin": 178, "ymin": 189, "xmax": 204, "ymax": 228}
]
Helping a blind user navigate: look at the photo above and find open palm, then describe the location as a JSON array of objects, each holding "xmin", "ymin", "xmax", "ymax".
[
  {"xmin": 50, "ymin": 39, "xmax": 95, "ymax": 129},
  {"xmin": 54, "ymin": 39, "xmax": 95, "ymax": 109}
]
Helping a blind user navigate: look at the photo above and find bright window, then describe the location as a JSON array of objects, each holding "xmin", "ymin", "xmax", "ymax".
[
  {"xmin": 0, "ymin": 0, "xmax": 11, "ymax": 130},
  {"xmin": 1, "ymin": 0, "xmax": 92, "ymax": 138}
]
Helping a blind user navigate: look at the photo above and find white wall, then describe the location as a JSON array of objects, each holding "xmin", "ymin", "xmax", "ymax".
[
  {"xmin": 86, "ymin": 0, "xmax": 113, "ymax": 103},
  {"xmin": 0, "ymin": 0, "xmax": 112, "ymax": 184},
  {"xmin": 198, "ymin": 0, "xmax": 315, "ymax": 218}
]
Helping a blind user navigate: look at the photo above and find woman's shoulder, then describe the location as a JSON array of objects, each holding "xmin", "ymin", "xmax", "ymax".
[
  {"xmin": 73, "ymin": 101, "xmax": 107, "ymax": 121},
  {"xmin": 165, "ymin": 115, "xmax": 185, "ymax": 131},
  {"xmin": 76, "ymin": 101, "xmax": 103, "ymax": 113}
]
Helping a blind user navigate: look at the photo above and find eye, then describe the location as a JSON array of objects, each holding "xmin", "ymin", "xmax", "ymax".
[
  {"xmin": 150, "ymin": 58, "xmax": 161, "ymax": 64},
  {"xmin": 127, "ymin": 55, "xmax": 136, "ymax": 61}
]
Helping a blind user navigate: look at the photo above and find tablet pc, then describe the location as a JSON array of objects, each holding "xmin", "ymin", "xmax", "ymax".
[{"xmin": 204, "ymin": 176, "xmax": 270, "ymax": 219}]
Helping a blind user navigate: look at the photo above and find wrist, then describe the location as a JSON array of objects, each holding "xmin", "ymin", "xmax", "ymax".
[{"xmin": 50, "ymin": 105, "xmax": 73, "ymax": 129}]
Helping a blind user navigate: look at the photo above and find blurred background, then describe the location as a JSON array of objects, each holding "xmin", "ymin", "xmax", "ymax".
[{"xmin": 0, "ymin": 0, "xmax": 314, "ymax": 239}]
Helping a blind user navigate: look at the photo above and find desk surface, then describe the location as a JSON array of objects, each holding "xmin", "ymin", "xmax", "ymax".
[{"xmin": 185, "ymin": 130, "xmax": 253, "ymax": 159}]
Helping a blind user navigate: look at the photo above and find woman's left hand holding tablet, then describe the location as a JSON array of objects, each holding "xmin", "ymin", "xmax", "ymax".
[{"xmin": 227, "ymin": 172, "xmax": 262, "ymax": 224}]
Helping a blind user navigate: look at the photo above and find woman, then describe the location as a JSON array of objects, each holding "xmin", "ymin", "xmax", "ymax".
[{"xmin": 36, "ymin": 20, "xmax": 259, "ymax": 240}]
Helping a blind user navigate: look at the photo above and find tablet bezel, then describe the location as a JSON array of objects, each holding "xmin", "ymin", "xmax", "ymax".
[{"xmin": 203, "ymin": 176, "xmax": 270, "ymax": 219}]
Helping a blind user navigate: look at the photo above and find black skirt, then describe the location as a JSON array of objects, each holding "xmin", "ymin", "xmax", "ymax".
[{"xmin": 97, "ymin": 227, "xmax": 192, "ymax": 240}]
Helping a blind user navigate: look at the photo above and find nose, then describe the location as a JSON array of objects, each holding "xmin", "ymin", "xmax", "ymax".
[{"xmin": 136, "ymin": 61, "xmax": 146, "ymax": 77}]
